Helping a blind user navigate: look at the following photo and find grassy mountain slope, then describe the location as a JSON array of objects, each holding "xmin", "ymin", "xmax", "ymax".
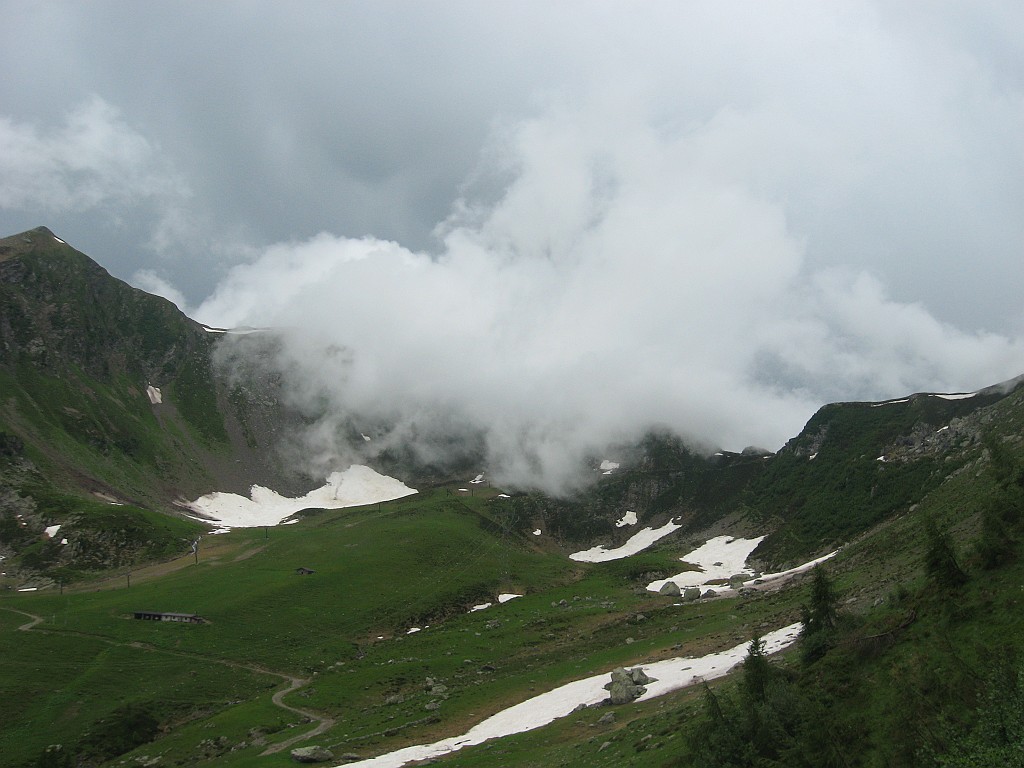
[
  {"xmin": 0, "ymin": 227, "xmax": 307, "ymax": 583},
  {"xmin": 2, "ymin": 227, "xmax": 1024, "ymax": 766}
]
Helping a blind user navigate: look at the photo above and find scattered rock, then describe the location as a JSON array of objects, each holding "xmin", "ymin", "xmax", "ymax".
[
  {"xmin": 596, "ymin": 712, "xmax": 617, "ymax": 725},
  {"xmin": 683, "ymin": 587, "xmax": 702, "ymax": 601},
  {"xmin": 659, "ymin": 581, "xmax": 681, "ymax": 597},
  {"xmin": 290, "ymin": 746, "xmax": 334, "ymax": 763},
  {"xmin": 702, "ymin": 589, "xmax": 717, "ymax": 599}
]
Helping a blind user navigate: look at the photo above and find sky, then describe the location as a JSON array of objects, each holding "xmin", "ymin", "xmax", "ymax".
[{"xmin": 2, "ymin": 2, "xmax": 1024, "ymax": 491}]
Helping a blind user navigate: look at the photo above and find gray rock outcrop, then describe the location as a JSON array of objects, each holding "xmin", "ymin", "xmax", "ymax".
[{"xmin": 604, "ymin": 667, "xmax": 658, "ymax": 704}]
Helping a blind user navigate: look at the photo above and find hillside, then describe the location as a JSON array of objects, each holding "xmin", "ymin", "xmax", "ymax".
[
  {"xmin": 0, "ymin": 227, "xmax": 308, "ymax": 582},
  {"xmin": 1, "ymin": 228, "xmax": 1024, "ymax": 767}
]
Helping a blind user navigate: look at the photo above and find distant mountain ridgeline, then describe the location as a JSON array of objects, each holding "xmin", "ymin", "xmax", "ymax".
[{"xmin": 2, "ymin": 225, "xmax": 1023, "ymax": 584}]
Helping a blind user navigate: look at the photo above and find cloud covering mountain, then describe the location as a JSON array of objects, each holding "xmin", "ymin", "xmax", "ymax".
[{"xmin": 2, "ymin": 1, "xmax": 1023, "ymax": 489}]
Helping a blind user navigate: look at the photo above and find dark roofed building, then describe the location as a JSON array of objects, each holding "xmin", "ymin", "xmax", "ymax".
[{"xmin": 133, "ymin": 611, "xmax": 205, "ymax": 624}]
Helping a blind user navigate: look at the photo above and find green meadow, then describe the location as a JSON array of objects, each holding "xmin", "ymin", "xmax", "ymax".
[
  {"xmin": 1, "ymin": 485, "xmax": 809, "ymax": 767},
  {"xmin": 4, "ymin": 416, "xmax": 1024, "ymax": 768}
]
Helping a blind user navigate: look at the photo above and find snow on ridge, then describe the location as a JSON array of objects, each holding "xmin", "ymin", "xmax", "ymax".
[
  {"xmin": 871, "ymin": 390, "xmax": 977, "ymax": 408},
  {"xmin": 201, "ymin": 325, "xmax": 270, "ymax": 335},
  {"xmin": 569, "ymin": 520, "xmax": 681, "ymax": 563},
  {"xmin": 185, "ymin": 465, "xmax": 416, "ymax": 528}
]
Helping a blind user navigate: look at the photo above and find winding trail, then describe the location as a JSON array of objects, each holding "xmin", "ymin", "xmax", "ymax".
[{"xmin": 0, "ymin": 606, "xmax": 334, "ymax": 753}]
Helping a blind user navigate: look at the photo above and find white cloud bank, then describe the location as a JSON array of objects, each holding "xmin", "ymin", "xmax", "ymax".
[
  {"xmin": 0, "ymin": 95, "xmax": 187, "ymax": 219},
  {"xmin": 194, "ymin": 91, "xmax": 1024, "ymax": 493}
]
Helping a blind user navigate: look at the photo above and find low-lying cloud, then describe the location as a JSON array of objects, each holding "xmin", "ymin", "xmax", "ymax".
[{"xmin": 197, "ymin": 99, "xmax": 1024, "ymax": 493}]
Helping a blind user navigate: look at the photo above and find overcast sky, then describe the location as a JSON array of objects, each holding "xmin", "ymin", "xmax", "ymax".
[{"xmin": 3, "ymin": 2, "xmax": 1023, "ymax": 489}]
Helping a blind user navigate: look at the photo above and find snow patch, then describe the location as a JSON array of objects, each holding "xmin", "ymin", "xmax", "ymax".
[
  {"xmin": 615, "ymin": 510, "xmax": 638, "ymax": 527},
  {"xmin": 469, "ymin": 603, "xmax": 493, "ymax": 613},
  {"xmin": 145, "ymin": 385, "xmax": 162, "ymax": 404},
  {"xmin": 647, "ymin": 536, "xmax": 765, "ymax": 593},
  {"xmin": 43, "ymin": 524, "xmax": 61, "ymax": 539},
  {"xmin": 532, "ymin": 529, "xmax": 542, "ymax": 536},
  {"xmin": 52, "ymin": 236, "xmax": 66, "ymax": 244},
  {"xmin": 933, "ymin": 392, "xmax": 977, "ymax": 400},
  {"xmin": 599, "ymin": 459, "xmax": 619, "ymax": 475},
  {"xmin": 570, "ymin": 520, "xmax": 681, "ymax": 563},
  {"xmin": 185, "ymin": 465, "xmax": 416, "ymax": 528},
  {"xmin": 338, "ymin": 622, "xmax": 802, "ymax": 768},
  {"xmin": 647, "ymin": 537, "xmax": 840, "ymax": 595},
  {"xmin": 470, "ymin": 474, "xmax": 485, "ymax": 484},
  {"xmin": 497, "ymin": 594, "xmax": 521, "ymax": 603}
]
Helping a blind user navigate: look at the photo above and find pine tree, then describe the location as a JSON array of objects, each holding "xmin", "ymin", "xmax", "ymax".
[
  {"xmin": 800, "ymin": 565, "xmax": 838, "ymax": 663},
  {"xmin": 924, "ymin": 518, "xmax": 968, "ymax": 592}
]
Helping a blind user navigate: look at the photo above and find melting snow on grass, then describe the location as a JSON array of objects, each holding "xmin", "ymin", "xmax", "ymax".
[
  {"xmin": 569, "ymin": 520, "xmax": 681, "ymax": 563},
  {"xmin": 185, "ymin": 465, "xmax": 416, "ymax": 529},
  {"xmin": 338, "ymin": 622, "xmax": 803, "ymax": 768},
  {"xmin": 647, "ymin": 536, "xmax": 840, "ymax": 595},
  {"xmin": 646, "ymin": 536, "xmax": 765, "ymax": 593}
]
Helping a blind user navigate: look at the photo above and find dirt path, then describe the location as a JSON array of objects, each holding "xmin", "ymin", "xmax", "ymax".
[
  {"xmin": 260, "ymin": 676, "xmax": 336, "ymax": 755},
  {"xmin": 0, "ymin": 606, "xmax": 335, "ymax": 753}
]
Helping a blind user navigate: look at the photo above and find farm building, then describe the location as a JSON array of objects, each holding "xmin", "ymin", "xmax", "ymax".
[{"xmin": 133, "ymin": 611, "xmax": 206, "ymax": 624}]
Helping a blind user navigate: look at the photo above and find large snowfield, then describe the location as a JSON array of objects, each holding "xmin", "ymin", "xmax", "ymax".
[{"xmin": 185, "ymin": 465, "xmax": 416, "ymax": 528}]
